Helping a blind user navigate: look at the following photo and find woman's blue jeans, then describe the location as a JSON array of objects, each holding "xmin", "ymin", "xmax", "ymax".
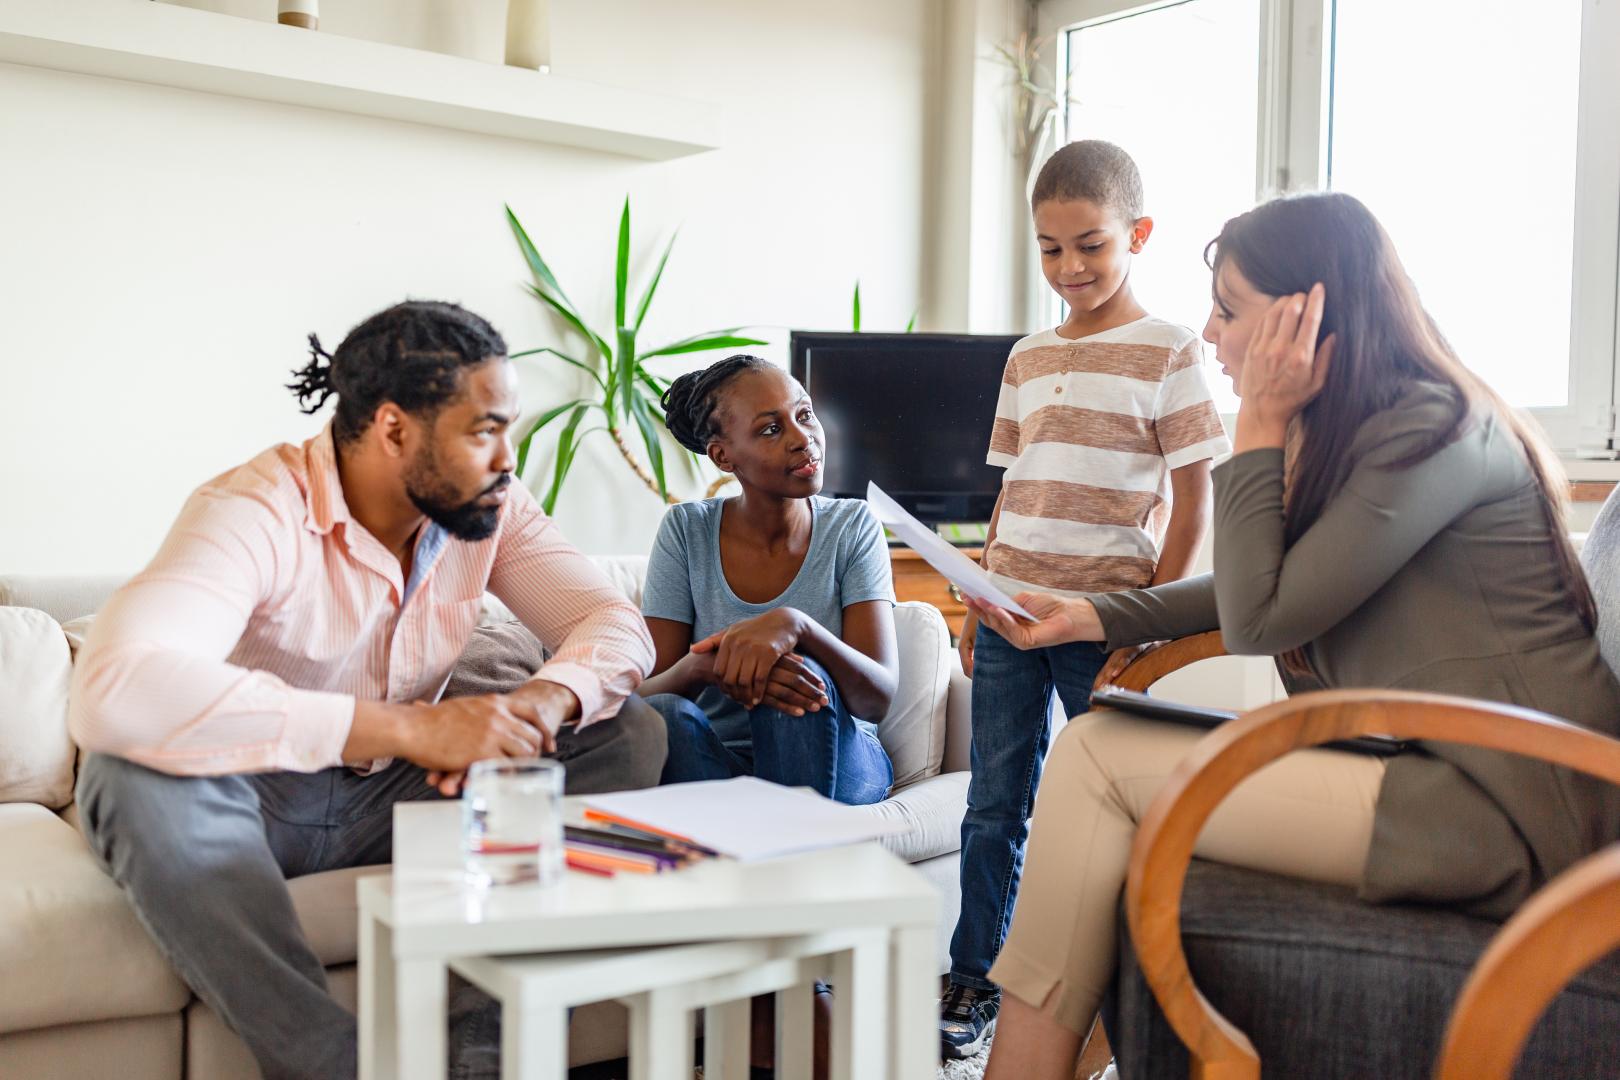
[{"xmin": 646, "ymin": 656, "xmax": 893, "ymax": 806}]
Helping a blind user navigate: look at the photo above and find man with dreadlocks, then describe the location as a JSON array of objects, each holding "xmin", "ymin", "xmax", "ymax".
[{"xmin": 68, "ymin": 300, "xmax": 661, "ymax": 1079}]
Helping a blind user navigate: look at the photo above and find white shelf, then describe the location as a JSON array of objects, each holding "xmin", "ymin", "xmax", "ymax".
[{"xmin": 0, "ymin": 0, "xmax": 721, "ymax": 160}]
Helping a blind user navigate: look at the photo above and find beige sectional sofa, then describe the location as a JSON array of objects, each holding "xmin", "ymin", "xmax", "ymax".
[{"xmin": 0, "ymin": 558, "xmax": 973, "ymax": 1077}]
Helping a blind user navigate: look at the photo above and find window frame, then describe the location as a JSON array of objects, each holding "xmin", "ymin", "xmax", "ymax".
[{"xmin": 1035, "ymin": 0, "xmax": 1620, "ymax": 458}]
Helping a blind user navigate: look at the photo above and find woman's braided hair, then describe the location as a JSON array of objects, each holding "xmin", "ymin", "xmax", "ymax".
[
  {"xmin": 659, "ymin": 354, "xmax": 774, "ymax": 453},
  {"xmin": 286, "ymin": 300, "xmax": 507, "ymax": 446}
]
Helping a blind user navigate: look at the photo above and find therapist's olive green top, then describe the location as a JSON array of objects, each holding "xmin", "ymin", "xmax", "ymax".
[{"xmin": 1091, "ymin": 381, "xmax": 1620, "ymax": 918}]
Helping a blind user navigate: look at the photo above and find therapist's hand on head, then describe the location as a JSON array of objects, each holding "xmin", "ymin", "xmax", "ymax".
[
  {"xmin": 1237, "ymin": 281, "xmax": 1336, "ymax": 449},
  {"xmin": 964, "ymin": 592, "xmax": 1104, "ymax": 651}
]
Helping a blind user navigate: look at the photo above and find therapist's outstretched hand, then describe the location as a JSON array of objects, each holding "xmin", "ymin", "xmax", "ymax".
[{"xmin": 964, "ymin": 592, "xmax": 1105, "ymax": 651}]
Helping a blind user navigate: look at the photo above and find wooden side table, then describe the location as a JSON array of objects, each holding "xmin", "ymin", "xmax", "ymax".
[{"xmin": 889, "ymin": 547, "xmax": 981, "ymax": 640}]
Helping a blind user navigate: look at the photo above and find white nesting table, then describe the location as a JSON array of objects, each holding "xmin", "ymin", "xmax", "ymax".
[{"xmin": 358, "ymin": 800, "xmax": 939, "ymax": 1080}]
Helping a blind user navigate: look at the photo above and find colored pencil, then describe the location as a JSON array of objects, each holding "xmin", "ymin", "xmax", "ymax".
[
  {"xmin": 581, "ymin": 808, "xmax": 719, "ymax": 856},
  {"xmin": 563, "ymin": 846, "xmax": 658, "ymax": 875},
  {"xmin": 565, "ymin": 835, "xmax": 683, "ymax": 868},
  {"xmin": 564, "ymin": 854, "xmax": 614, "ymax": 877}
]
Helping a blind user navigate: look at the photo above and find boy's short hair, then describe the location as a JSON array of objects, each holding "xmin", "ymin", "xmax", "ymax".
[{"xmin": 1030, "ymin": 140, "xmax": 1143, "ymax": 221}]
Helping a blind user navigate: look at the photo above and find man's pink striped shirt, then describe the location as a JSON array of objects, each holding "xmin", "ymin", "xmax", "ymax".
[{"xmin": 69, "ymin": 425, "xmax": 654, "ymax": 776}]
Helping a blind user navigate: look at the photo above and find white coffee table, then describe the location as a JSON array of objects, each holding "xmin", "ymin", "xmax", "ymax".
[{"xmin": 358, "ymin": 800, "xmax": 939, "ymax": 1080}]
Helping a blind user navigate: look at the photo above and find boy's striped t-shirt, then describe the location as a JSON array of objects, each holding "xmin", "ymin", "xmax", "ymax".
[{"xmin": 984, "ymin": 316, "xmax": 1231, "ymax": 598}]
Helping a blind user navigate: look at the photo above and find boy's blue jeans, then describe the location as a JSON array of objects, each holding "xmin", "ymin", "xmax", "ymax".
[
  {"xmin": 647, "ymin": 657, "xmax": 893, "ymax": 806},
  {"xmin": 949, "ymin": 623, "xmax": 1109, "ymax": 991}
]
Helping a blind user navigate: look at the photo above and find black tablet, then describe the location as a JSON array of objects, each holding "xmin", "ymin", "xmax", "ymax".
[{"xmin": 1090, "ymin": 686, "xmax": 1407, "ymax": 758}]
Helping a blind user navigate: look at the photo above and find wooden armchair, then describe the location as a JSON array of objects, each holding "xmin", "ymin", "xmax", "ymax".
[{"xmin": 1104, "ymin": 633, "xmax": 1620, "ymax": 1079}]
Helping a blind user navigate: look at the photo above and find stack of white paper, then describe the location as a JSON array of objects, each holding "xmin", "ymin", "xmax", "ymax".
[
  {"xmin": 583, "ymin": 777, "xmax": 904, "ymax": 861},
  {"xmin": 865, "ymin": 481, "xmax": 1034, "ymax": 619}
]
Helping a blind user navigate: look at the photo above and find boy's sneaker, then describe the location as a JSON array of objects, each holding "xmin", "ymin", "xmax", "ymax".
[{"xmin": 939, "ymin": 981, "xmax": 999, "ymax": 1060}]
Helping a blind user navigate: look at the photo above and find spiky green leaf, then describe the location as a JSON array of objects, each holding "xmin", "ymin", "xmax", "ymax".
[
  {"xmin": 633, "ymin": 228, "xmax": 679, "ymax": 332},
  {"xmin": 640, "ymin": 331, "xmax": 768, "ymax": 360},
  {"xmin": 524, "ymin": 284, "xmax": 611, "ymax": 362},
  {"xmin": 505, "ymin": 204, "xmax": 578, "ymax": 312},
  {"xmin": 905, "ymin": 311, "xmax": 917, "ymax": 334},
  {"xmin": 614, "ymin": 197, "xmax": 630, "ymax": 330},
  {"xmin": 616, "ymin": 327, "xmax": 638, "ymax": 425},
  {"xmin": 541, "ymin": 404, "xmax": 591, "ymax": 515},
  {"xmin": 628, "ymin": 393, "xmax": 668, "ymax": 499},
  {"xmin": 638, "ymin": 368, "xmax": 671, "ymax": 404},
  {"xmin": 852, "ymin": 281, "xmax": 862, "ymax": 333},
  {"xmin": 515, "ymin": 398, "xmax": 591, "ymax": 476},
  {"xmin": 508, "ymin": 347, "xmax": 605, "ymax": 390}
]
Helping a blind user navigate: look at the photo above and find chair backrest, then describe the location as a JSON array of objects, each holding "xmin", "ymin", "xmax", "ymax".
[{"xmin": 1580, "ymin": 486, "xmax": 1620, "ymax": 683}]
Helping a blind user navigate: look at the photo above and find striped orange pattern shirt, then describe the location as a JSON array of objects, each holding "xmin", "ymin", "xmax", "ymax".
[
  {"xmin": 69, "ymin": 425, "xmax": 654, "ymax": 776},
  {"xmin": 985, "ymin": 317, "xmax": 1230, "ymax": 597}
]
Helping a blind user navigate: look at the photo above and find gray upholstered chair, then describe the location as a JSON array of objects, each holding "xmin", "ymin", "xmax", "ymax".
[{"xmin": 1099, "ymin": 488, "xmax": 1620, "ymax": 1079}]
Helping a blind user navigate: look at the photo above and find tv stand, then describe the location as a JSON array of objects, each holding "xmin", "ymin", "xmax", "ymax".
[{"xmin": 890, "ymin": 548, "xmax": 981, "ymax": 640}]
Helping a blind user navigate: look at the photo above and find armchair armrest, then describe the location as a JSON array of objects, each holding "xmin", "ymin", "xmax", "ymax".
[
  {"xmin": 1111, "ymin": 632, "xmax": 1226, "ymax": 692},
  {"xmin": 1124, "ymin": 689, "xmax": 1620, "ymax": 1080},
  {"xmin": 1435, "ymin": 841, "xmax": 1620, "ymax": 1078}
]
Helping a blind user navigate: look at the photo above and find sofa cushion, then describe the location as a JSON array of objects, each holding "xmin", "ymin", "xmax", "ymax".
[
  {"xmin": 287, "ymin": 866, "xmax": 386, "ymax": 967},
  {"xmin": 882, "ymin": 602, "xmax": 952, "ymax": 789},
  {"xmin": 59, "ymin": 613, "xmax": 95, "ymax": 660},
  {"xmin": 444, "ymin": 618, "xmax": 547, "ymax": 699},
  {"xmin": 0, "ymin": 607, "xmax": 77, "ymax": 808},
  {"xmin": 0, "ymin": 803, "xmax": 190, "ymax": 1033},
  {"xmin": 0, "ymin": 1014, "xmax": 181, "ymax": 1080},
  {"xmin": 856, "ymin": 770, "xmax": 967, "ymax": 863}
]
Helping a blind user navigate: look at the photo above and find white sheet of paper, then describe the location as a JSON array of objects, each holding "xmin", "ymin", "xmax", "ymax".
[
  {"xmin": 865, "ymin": 482, "xmax": 1035, "ymax": 620},
  {"xmin": 584, "ymin": 777, "xmax": 904, "ymax": 862}
]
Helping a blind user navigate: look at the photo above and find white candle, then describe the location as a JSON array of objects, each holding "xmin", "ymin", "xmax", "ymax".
[
  {"xmin": 277, "ymin": 0, "xmax": 318, "ymax": 30},
  {"xmin": 505, "ymin": 0, "xmax": 550, "ymax": 70}
]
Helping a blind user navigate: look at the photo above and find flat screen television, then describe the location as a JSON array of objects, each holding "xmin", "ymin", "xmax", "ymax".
[{"xmin": 789, "ymin": 331, "xmax": 1019, "ymax": 526}]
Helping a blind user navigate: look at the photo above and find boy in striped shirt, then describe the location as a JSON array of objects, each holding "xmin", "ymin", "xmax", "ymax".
[{"xmin": 941, "ymin": 140, "xmax": 1231, "ymax": 1059}]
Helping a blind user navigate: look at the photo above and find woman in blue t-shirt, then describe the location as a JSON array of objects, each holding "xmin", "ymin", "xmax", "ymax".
[{"xmin": 638, "ymin": 355, "xmax": 897, "ymax": 805}]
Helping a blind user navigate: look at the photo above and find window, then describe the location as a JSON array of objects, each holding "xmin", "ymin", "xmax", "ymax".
[
  {"xmin": 1329, "ymin": 0, "xmax": 1582, "ymax": 411},
  {"xmin": 1040, "ymin": 0, "xmax": 1620, "ymax": 453},
  {"xmin": 1059, "ymin": 0, "xmax": 1262, "ymax": 411}
]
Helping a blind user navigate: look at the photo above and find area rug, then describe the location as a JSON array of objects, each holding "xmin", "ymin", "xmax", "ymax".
[{"xmin": 936, "ymin": 1033, "xmax": 992, "ymax": 1079}]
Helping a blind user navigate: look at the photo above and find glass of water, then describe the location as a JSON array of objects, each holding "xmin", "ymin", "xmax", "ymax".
[{"xmin": 461, "ymin": 758, "xmax": 564, "ymax": 887}]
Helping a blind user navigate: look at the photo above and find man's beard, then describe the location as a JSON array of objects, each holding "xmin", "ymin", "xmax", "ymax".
[{"xmin": 404, "ymin": 445, "xmax": 510, "ymax": 542}]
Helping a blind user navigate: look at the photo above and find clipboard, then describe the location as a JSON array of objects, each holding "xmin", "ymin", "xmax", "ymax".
[{"xmin": 1090, "ymin": 686, "xmax": 1407, "ymax": 757}]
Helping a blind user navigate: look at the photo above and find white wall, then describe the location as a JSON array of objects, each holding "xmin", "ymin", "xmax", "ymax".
[
  {"xmin": 0, "ymin": 0, "xmax": 935, "ymax": 574},
  {"xmin": 919, "ymin": 0, "xmax": 1036, "ymax": 335}
]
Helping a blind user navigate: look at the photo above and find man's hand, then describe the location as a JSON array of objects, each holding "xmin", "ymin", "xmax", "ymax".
[
  {"xmin": 758, "ymin": 653, "xmax": 829, "ymax": 717},
  {"xmin": 410, "ymin": 682, "xmax": 581, "ymax": 796},
  {"xmin": 403, "ymin": 694, "xmax": 548, "ymax": 795},
  {"xmin": 692, "ymin": 609, "xmax": 806, "ymax": 709},
  {"xmin": 504, "ymin": 679, "xmax": 581, "ymax": 743}
]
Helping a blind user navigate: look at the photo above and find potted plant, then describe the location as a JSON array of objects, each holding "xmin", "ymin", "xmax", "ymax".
[{"xmin": 506, "ymin": 198, "xmax": 766, "ymax": 513}]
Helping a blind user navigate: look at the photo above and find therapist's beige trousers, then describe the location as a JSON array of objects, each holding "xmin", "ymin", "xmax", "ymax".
[{"xmin": 989, "ymin": 710, "xmax": 1386, "ymax": 1033}]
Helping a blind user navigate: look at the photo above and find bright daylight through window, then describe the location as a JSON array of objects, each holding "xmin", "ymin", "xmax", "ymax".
[
  {"xmin": 1063, "ymin": 0, "xmax": 1261, "ymax": 412},
  {"xmin": 1330, "ymin": 0, "xmax": 1582, "ymax": 409}
]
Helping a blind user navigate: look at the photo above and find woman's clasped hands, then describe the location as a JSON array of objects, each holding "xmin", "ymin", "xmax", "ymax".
[{"xmin": 683, "ymin": 608, "xmax": 832, "ymax": 717}]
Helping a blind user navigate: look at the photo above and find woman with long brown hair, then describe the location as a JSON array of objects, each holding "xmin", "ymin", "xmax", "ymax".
[{"xmin": 968, "ymin": 191, "xmax": 1620, "ymax": 1079}]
